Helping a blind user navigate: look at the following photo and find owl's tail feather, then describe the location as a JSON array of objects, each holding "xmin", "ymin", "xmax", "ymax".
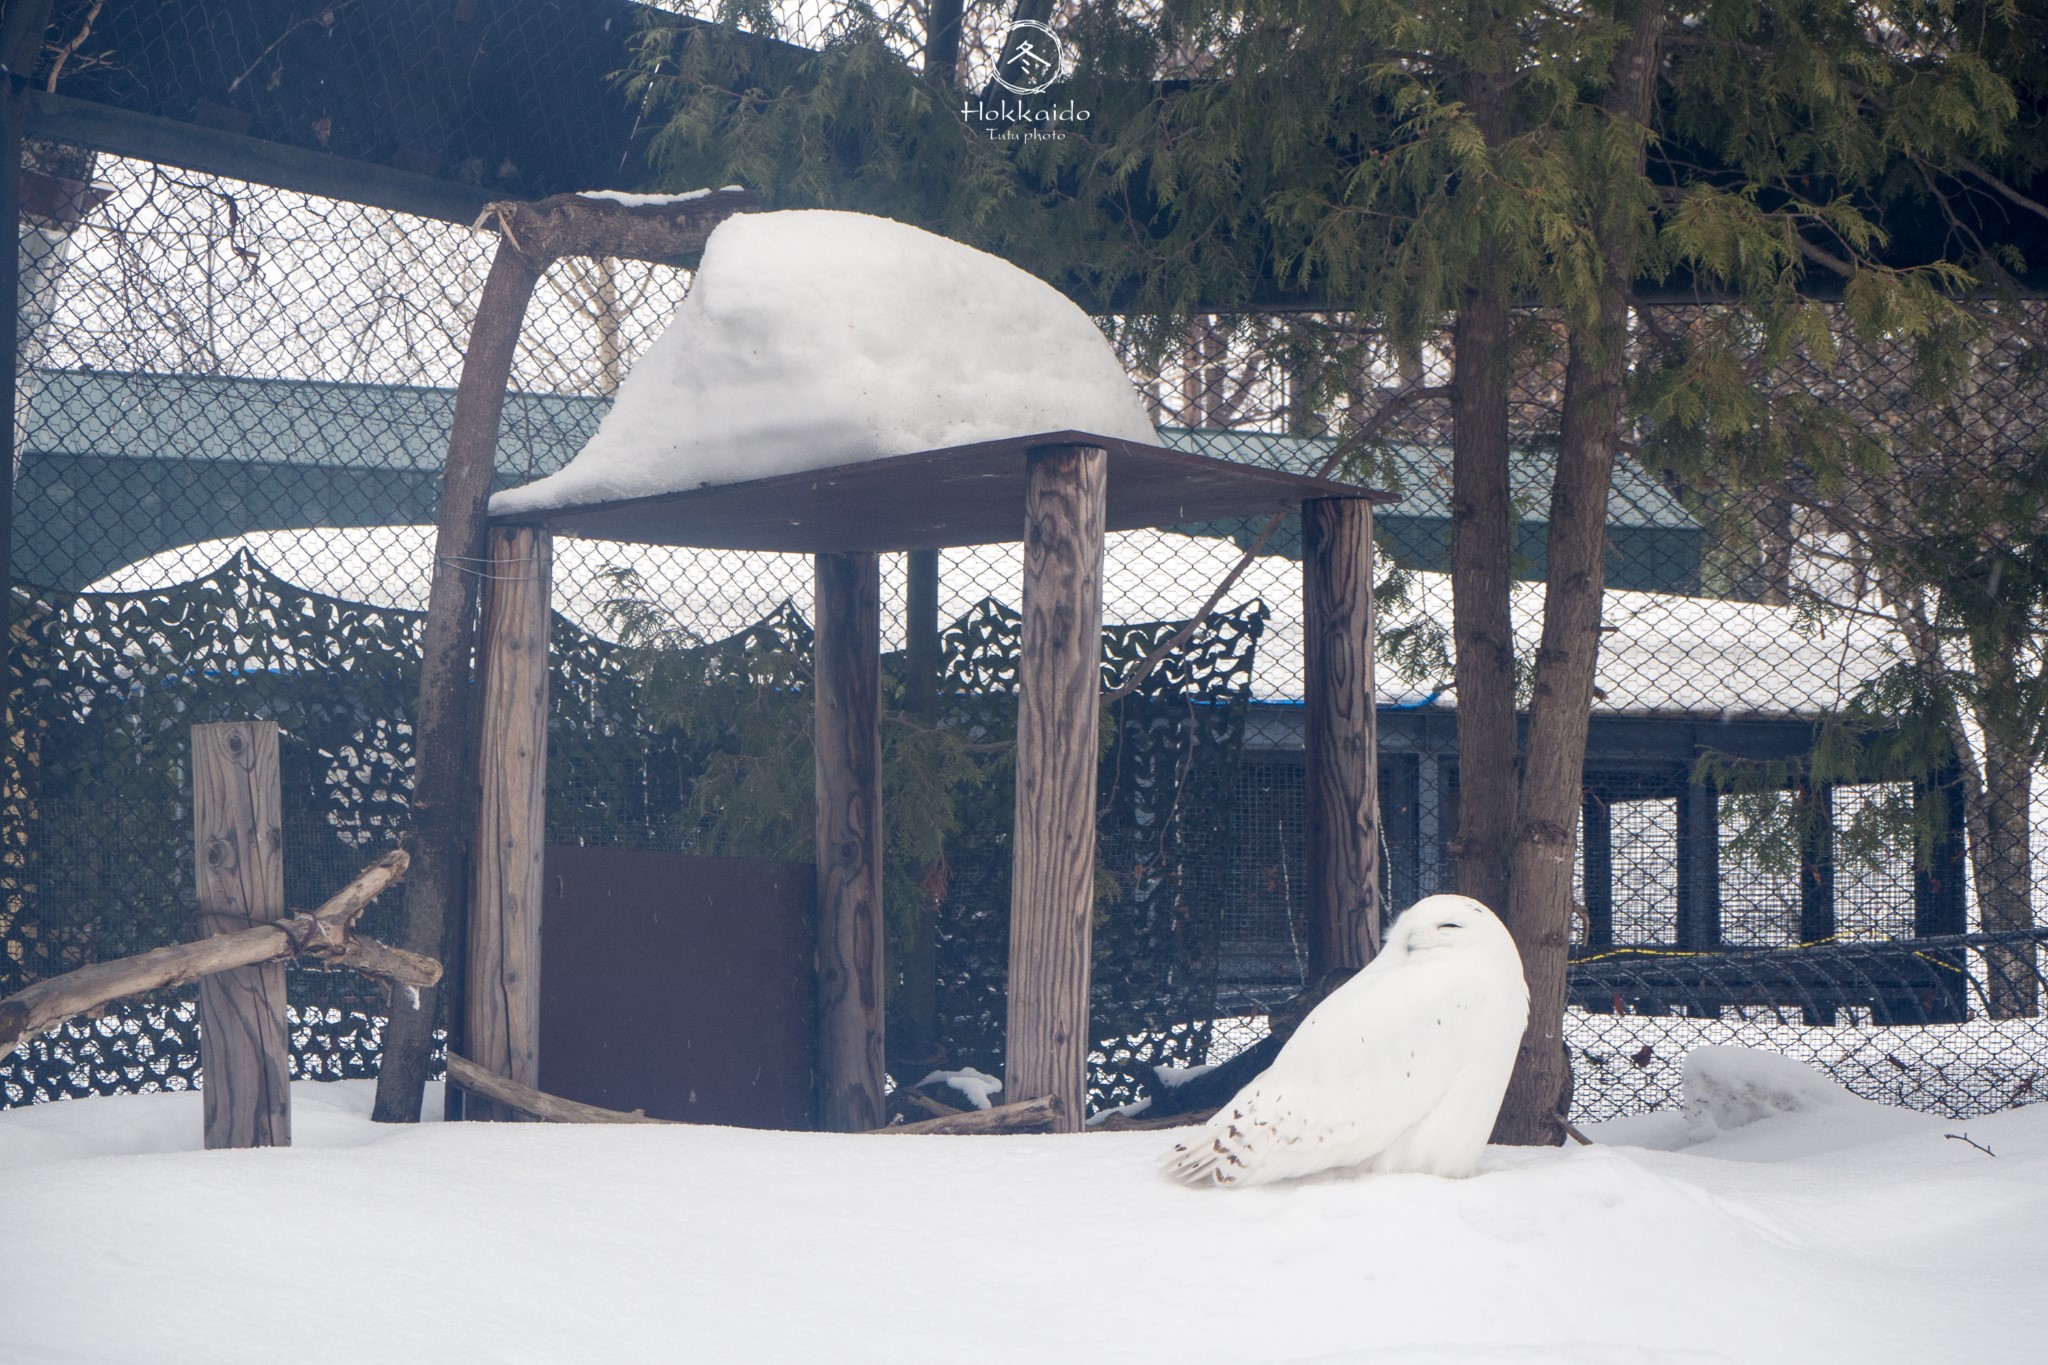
[{"xmin": 1160, "ymin": 1116, "xmax": 1254, "ymax": 1186}]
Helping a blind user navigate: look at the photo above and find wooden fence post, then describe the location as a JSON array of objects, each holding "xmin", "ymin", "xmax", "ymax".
[
  {"xmin": 1302, "ymin": 496, "xmax": 1382, "ymax": 973},
  {"xmin": 814, "ymin": 550, "xmax": 886, "ymax": 1132},
  {"xmin": 192, "ymin": 720, "xmax": 290, "ymax": 1149},
  {"xmin": 465, "ymin": 525, "xmax": 551, "ymax": 1120},
  {"xmin": 1006, "ymin": 443, "xmax": 1106, "ymax": 1134}
]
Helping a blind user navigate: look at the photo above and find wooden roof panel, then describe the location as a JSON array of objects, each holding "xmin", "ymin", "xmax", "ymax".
[{"xmin": 488, "ymin": 431, "xmax": 1393, "ymax": 553}]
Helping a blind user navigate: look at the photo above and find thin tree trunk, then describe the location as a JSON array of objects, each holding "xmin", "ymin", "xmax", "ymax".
[
  {"xmin": 1447, "ymin": 12, "xmax": 1519, "ymax": 918},
  {"xmin": 372, "ymin": 244, "xmax": 542, "ymax": 1124},
  {"xmin": 1493, "ymin": 0, "xmax": 1665, "ymax": 1145},
  {"xmin": 1449, "ymin": 285, "xmax": 1517, "ymax": 916},
  {"xmin": 1971, "ymin": 647, "xmax": 2039, "ymax": 1019}
]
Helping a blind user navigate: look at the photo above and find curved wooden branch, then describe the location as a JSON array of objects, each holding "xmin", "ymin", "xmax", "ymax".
[
  {"xmin": 871, "ymin": 1094, "xmax": 1065, "ymax": 1135},
  {"xmin": 444, "ymin": 1052, "xmax": 677, "ymax": 1124},
  {"xmin": 0, "ymin": 850, "xmax": 411, "ymax": 1053}
]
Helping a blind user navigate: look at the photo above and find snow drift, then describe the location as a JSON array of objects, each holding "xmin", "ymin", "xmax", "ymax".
[
  {"xmin": 490, "ymin": 210, "xmax": 1156, "ymax": 514},
  {"xmin": 4, "ymin": 1059, "xmax": 2046, "ymax": 1364}
]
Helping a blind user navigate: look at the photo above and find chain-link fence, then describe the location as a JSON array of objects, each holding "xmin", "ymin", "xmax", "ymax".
[{"xmin": 5, "ymin": 0, "xmax": 2045, "ymax": 1122}]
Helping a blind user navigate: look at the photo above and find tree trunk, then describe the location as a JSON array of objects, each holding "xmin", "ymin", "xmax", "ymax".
[
  {"xmin": 372, "ymin": 244, "xmax": 542, "ymax": 1124},
  {"xmin": 1493, "ymin": 0, "xmax": 1665, "ymax": 1146},
  {"xmin": 1447, "ymin": 25, "xmax": 1519, "ymax": 917},
  {"xmin": 1972, "ymin": 708, "xmax": 2039, "ymax": 1019},
  {"xmin": 1448, "ymin": 285, "xmax": 1518, "ymax": 917}
]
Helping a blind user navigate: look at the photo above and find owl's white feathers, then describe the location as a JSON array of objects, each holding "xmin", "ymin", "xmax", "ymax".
[{"xmin": 1163, "ymin": 894, "xmax": 1528, "ymax": 1186}]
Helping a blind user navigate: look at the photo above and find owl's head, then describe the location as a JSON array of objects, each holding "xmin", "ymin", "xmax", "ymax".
[{"xmin": 1387, "ymin": 893, "xmax": 1511, "ymax": 957}]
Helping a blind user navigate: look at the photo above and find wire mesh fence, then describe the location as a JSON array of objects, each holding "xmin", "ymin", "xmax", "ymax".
[{"xmin": 6, "ymin": 12, "xmax": 2047, "ymax": 1129}]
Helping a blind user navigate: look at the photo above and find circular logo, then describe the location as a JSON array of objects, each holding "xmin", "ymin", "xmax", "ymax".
[{"xmin": 991, "ymin": 20, "xmax": 1066, "ymax": 96}]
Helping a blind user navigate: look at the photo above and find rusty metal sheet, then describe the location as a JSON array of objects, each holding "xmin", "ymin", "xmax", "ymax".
[
  {"xmin": 538, "ymin": 846, "xmax": 817, "ymax": 1129},
  {"xmin": 491, "ymin": 430, "xmax": 1394, "ymax": 554}
]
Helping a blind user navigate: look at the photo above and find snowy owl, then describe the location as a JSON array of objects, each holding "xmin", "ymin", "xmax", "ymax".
[{"xmin": 1164, "ymin": 894, "xmax": 1528, "ymax": 1186}]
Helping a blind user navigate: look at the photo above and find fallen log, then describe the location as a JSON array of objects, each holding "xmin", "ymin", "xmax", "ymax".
[
  {"xmin": 891, "ymin": 1087, "xmax": 967, "ymax": 1124},
  {"xmin": 0, "ymin": 850, "xmax": 413, "ymax": 1054},
  {"xmin": 443, "ymin": 1052, "xmax": 678, "ymax": 1125},
  {"xmin": 872, "ymin": 1094, "xmax": 1065, "ymax": 1135}
]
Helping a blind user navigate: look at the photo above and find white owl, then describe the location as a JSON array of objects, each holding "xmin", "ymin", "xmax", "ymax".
[{"xmin": 1163, "ymin": 894, "xmax": 1528, "ymax": 1186}]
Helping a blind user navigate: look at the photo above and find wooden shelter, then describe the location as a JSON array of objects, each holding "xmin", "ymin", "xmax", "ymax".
[{"xmin": 475, "ymin": 429, "xmax": 1392, "ymax": 1133}]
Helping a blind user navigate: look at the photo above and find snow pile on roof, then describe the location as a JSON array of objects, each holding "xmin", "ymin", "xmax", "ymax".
[
  {"xmin": 490, "ymin": 210, "xmax": 1155, "ymax": 515},
  {"xmin": 5, "ymin": 1071, "xmax": 2046, "ymax": 1361}
]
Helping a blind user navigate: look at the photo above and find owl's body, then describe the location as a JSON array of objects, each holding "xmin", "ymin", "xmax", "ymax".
[{"xmin": 1164, "ymin": 894, "xmax": 1528, "ymax": 1186}]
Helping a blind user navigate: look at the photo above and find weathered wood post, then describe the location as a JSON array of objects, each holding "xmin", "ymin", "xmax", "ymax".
[
  {"xmin": 1006, "ymin": 443, "xmax": 1106, "ymax": 1134},
  {"xmin": 1302, "ymin": 496, "xmax": 1382, "ymax": 974},
  {"xmin": 1676, "ymin": 780, "xmax": 1722, "ymax": 952},
  {"xmin": 464, "ymin": 524, "xmax": 552, "ymax": 1120},
  {"xmin": 1581, "ymin": 794, "xmax": 1614, "ymax": 949},
  {"xmin": 192, "ymin": 720, "xmax": 290, "ymax": 1149},
  {"xmin": 896, "ymin": 547, "xmax": 944, "ymax": 1071},
  {"xmin": 815, "ymin": 550, "xmax": 886, "ymax": 1131}
]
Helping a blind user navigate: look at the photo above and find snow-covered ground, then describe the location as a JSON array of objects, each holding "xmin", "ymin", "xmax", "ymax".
[{"xmin": 5, "ymin": 1056, "xmax": 2044, "ymax": 1364}]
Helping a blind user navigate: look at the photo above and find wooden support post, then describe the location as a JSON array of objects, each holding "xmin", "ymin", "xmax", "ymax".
[
  {"xmin": 373, "ymin": 243, "xmax": 542, "ymax": 1125},
  {"xmin": 1913, "ymin": 769, "xmax": 1970, "ymax": 1023},
  {"xmin": 1416, "ymin": 752, "xmax": 1444, "ymax": 897},
  {"xmin": 1913, "ymin": 771, "xmax": 1967, "ymax": 939},
  {"xmin": 895, "ymin": 547, "xmax": 943, "ymax": 1071},
  {"xmin": 464, "ymin": 525, "xmax": 552, "ymax": 1121},
  {"xmin": 1006, "ymin": 444, "xmax": 1106, "ymax": 1134},
  {"xmin": 1302, "ymin": 496, "xmax": 1382, "ymax": 973},
  {"xmin": 1676, "ymin": 781, "xmax": 1722, "ymax": 955},
  {"xmin": 905, "ymin": 548, "xmax": 942, "ymax": 717},
  {"xmin": 1798, "ymin": 782, "xmax": 1838, "ymax": 1024},
  {"xmin": 1581, "ymin": 795, "xmax": 1614, "ymax": 949},
  {"xmin": 815, "ymin": 551, "xmax": 886, "ymax": 1132},
  {"xmin": 192, "ymin": 721, "xmax": 290, "ymax": 1149},
  {"xmin": 1798, "ymin": 783, "xmax": 1837, "ymax": 944}
]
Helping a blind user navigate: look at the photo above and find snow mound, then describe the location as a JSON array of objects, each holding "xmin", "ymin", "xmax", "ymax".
[
  {"xmin": 1682, "ymin": 1046, "xmax": 1863, "ymax": 1136},
  {"xmin": 491, "ymin": 210, "xmax": 1156, "ymax": 514},
  {"xmin": 7, "ymin": 1081, "xmax": 2048, "ymax": 1361}
]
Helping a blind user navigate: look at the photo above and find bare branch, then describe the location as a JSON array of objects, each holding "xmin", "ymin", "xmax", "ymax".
[{"xmin": 0, "ymin": 851, "xmax": 410, "ymax": 1054}]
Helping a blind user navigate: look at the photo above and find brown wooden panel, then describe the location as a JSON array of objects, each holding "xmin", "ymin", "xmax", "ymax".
[
  {"xmin": 492, "ymin": 430, "xmax": 1391, "ymax": 553},
  {"xmin": 538, "ymin": 846, "xmax": 817, "ymax": 1130}
]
